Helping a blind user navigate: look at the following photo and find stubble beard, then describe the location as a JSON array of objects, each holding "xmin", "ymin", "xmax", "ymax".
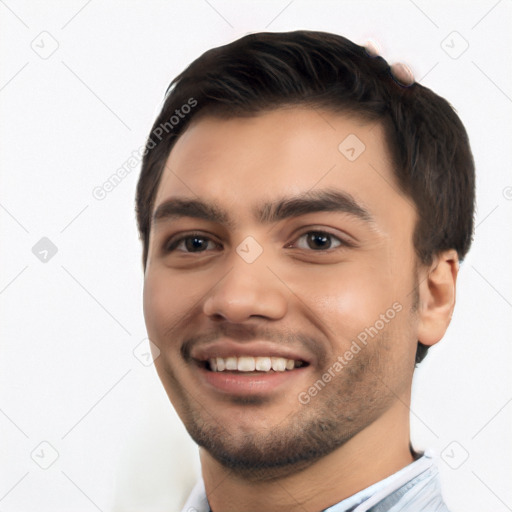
[{"xmin": 179, "ymin": 332, "xmax": 398, "ymax": 482}]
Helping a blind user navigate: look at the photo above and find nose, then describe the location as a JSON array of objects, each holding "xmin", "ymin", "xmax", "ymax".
[{"xmin": 202, "ymin": 252, "xmax": 288, "ymax": 323}]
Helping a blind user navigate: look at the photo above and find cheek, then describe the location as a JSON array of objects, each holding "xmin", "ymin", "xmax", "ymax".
[
  {"xmin": 143, "ymin": 268, "xmax": 216, "ymax": 351},
  {"xmin": 292, "ymin": 262, "xmax": 409, "ymax": 345},
  {"xmin": 310, "ymin": 284, "xmax": 381, "ymax": 343},
  {"xmin": 143, "ymin": 271, "xmax": 181, "ymax": 344},
  {"xmin": 143, "ymin": 273, "xmax": 191, "ymax": 389}
]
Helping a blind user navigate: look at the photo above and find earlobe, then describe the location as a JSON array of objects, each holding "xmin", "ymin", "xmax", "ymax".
[{"xmin": 417, "ymin": 249, "xmax": 459, "ymax": 347}]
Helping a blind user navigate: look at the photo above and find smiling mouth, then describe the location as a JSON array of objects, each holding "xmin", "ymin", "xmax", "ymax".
[{"xmin": 203, "ymin": 356, "xmax": 308, "ymax": 373}]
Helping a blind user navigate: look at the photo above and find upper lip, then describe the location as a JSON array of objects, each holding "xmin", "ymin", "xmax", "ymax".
[{"xmin": 190, "ymin": 340, "xmax": 314, "ymax": 365}]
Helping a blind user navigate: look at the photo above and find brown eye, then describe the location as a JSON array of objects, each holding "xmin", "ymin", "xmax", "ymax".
[
  {"xmin": 165, "ymin": 234, "xmax": 221, "ymax": 253},
  {"xmin": 184, "ymin": 236, "xmax": 210, "ymax": 252},
  {"xmin": 294, "ymin": 231, "xmax": 345, "ymax": 251},
  {"xmin": 306, "ymin": 232, "xmax": 332, "ymax": 250}
]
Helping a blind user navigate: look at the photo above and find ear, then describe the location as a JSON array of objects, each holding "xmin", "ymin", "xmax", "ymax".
[{"xmin": 417, "ymin": 249, "xmax": 459, "ymax": 346}]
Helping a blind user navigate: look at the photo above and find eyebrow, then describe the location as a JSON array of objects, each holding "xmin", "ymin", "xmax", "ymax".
[{"xmin": 151, "ymin": 188, "xmax": 375, "ymax": 230}]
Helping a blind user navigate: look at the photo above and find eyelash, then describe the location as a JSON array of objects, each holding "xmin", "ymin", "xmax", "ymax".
[{"xmin": 163, "ymin": 230, "xmax": 354, "ymax": 254}]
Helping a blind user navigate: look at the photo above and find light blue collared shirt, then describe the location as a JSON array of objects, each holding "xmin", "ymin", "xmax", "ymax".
[{"xmin": 180, "ymin": 451, "xmax": 450, "ymax": 512}]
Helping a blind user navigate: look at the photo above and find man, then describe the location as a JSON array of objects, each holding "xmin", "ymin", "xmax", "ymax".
[{"xmin": 135, "ymin": 31, "xmax": 475, "ymax": 511}]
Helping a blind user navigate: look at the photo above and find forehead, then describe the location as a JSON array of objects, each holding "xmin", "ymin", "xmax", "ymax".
[{"xmin": 153, "ymin": 107, "xmax": 414, "ymax": 230}]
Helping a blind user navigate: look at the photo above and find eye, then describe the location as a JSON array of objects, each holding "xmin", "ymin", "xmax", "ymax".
[
  {"xmin": 290, "ymin": 230, "xmax": 350, "ymax": 251},
  {"xmin": 164, "ymin": 233, "xmax": 221, "ymax": 253}
]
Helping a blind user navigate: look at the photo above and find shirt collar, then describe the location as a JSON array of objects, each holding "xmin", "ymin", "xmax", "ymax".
[{"xmin": 180, "ymin": 450, "xmax": 442, "ymax": 512}]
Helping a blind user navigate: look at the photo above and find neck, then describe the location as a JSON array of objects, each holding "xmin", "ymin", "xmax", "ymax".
[{"xmin": 200, "ymin": 401, "xmax": 414, "ymax": 512}]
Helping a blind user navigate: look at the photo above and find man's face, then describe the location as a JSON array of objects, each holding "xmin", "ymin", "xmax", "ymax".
[{"xmin": 143, "ymin": 107, "xmax": 420, "ymax": 474}]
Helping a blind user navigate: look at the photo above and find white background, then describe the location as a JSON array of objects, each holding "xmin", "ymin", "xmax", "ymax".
[{"xmin": 1, "ymin": 1, "xmax": 511, "ymax": 511}]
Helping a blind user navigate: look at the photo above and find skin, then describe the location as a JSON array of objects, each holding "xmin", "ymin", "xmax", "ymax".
[{"xmin": 142, "ymin": 107, "xmax": 458, "ymax": 511}]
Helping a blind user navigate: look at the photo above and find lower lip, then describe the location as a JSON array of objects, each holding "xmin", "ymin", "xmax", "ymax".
[{"xmin": 195, "ymin": 364, "xmax": 309, "ymax": 396}]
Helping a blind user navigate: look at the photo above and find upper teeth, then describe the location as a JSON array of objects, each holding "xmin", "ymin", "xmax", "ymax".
[{"xmin": 208, "ymin": 356, "xmax": 302, "ymax": 372}]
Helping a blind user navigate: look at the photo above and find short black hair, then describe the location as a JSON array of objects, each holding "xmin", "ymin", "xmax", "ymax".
[{"xmin": 135, "ymin": 30, "xmax": 475, "ymax": 364}]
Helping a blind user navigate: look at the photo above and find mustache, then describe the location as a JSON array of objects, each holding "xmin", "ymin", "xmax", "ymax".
[{"xmin": 180, "ymin": 323, "xmax": 326, "ymax": 364}]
